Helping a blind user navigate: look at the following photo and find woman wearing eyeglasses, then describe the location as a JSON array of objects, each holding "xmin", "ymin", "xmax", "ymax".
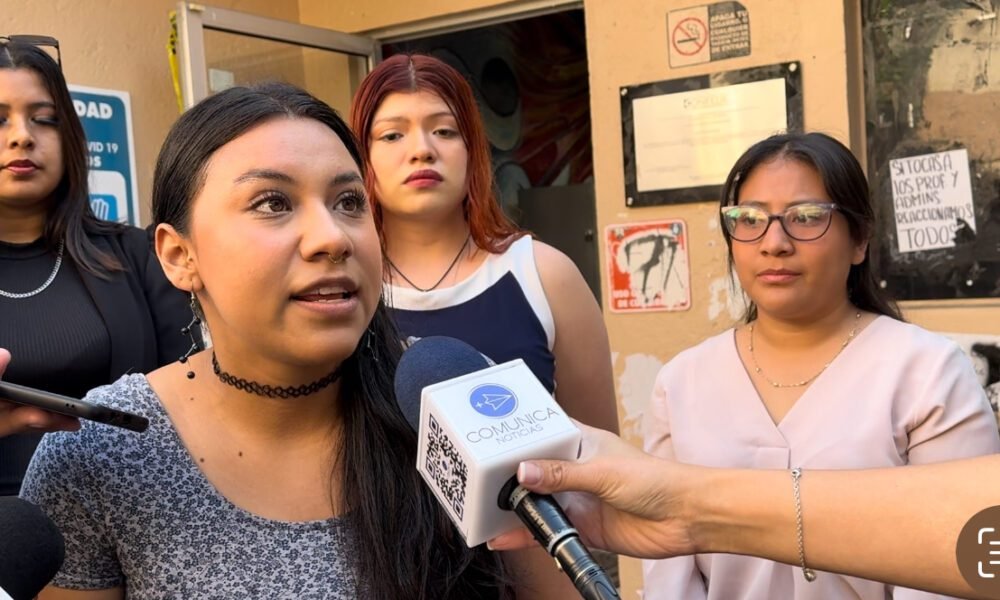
[
  {"xmin": 642, "ymin": 132, "xmax": 999, "ymax": 600},
  {"xmin": 0, "ymin": 39, "xmax": 191, "ymax": 493}
]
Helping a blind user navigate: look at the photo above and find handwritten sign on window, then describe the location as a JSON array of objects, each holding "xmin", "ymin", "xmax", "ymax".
[{"xmin": 890, "ymin": 148, "xmax": 976, "ymax": 254}]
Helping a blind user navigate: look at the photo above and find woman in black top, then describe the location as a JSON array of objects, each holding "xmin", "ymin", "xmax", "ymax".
[{"xmin": 0, "ymin": 38, "xmax": 191, "ymax": 493}]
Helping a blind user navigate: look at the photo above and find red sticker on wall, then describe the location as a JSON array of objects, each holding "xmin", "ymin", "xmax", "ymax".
[{"xmin": 606, "ymin": 220, "xmax": 691, "ymax": 313}]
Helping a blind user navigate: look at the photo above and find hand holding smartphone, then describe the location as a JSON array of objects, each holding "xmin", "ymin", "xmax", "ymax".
[
  {"xmin": 0, "ymin": 349, "xmax": 83, "ymax": 437},
  {"xmin": 0, "ymin": 382, "xmax": 149, "ymax": 433},
  {"xmin": 0, "ymin": 398, "xmax": 81, "ymax": 437}
]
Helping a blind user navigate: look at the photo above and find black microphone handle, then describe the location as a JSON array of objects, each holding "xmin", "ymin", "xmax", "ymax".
[{"xmin": 499, "ymin": 477, "xmax": 620, "ymax": 600}]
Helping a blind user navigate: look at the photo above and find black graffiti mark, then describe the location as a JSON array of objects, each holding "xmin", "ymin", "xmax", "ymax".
[{"xmin": 624, "ymin": 232, "xmax": 680, "ymax": 301}]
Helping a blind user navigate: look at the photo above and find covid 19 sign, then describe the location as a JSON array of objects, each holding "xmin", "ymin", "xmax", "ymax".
[{"xmin": 69, "ymin": 85, "xmax": 139, "ymax": 226}]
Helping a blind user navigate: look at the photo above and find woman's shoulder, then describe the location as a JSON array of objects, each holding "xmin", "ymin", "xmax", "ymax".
[
  {"xmin": 46, "ymin": 375, "xmax": 162, "ymax": 454},
  {"xmin": 83, "ymin": 372, "xmax": 161, "ymax": 411},
  {"xmin": 673, "ymin": 328, "xmax": 735, "ymax": 360},
  {"xmin": 86, "ymin": 225, "xmax": 157, "ymax": 279},
  {"xmin": 528, "ymin": 238, "xmax": 588, "ymax": 291},
  {"xmin": 861, "ymin": 316, "xmax": 962, "ymax": 356},
  {"xmin": 84, "ymin": 223, "xmax": 150, "ymax": 256},
  {"xmin": 528, "ymin": 238, "xmax": 570, "ymax": 267},
  {"xmin": 657, "ymin": 328, "xmax": 736, "ymax": 380},
  {"xmin": 92, "ymin": 224, "xmax": 152, "ymax": 252},
  {"xmin": 24, "ymin": 375, "xmax": 165, "ymax": 489}
]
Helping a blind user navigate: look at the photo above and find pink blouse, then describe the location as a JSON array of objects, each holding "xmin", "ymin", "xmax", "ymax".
[{"xmin": 643, "ymin": 316, "xmax": 1000, "ymax": 600}]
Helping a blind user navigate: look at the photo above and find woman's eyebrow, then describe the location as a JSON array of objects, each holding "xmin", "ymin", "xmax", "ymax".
[
  {"xmin": 737, "ymin": 198, "xmax": 827, "ymax": 207},
  {"xmin": 331, "ymin": 172, "xmax": 362, "ymax": 187},
  {"xmin": 373, "ymin": 111, "xmax": 454, "ymax": 125},
  {"xmin": 0, "ymin": 101, "xmax": 56, "ymax": 111},
  {"xmin": 232, "ymin": 169, "xmax": 361, "ymax": 187},
  {"xmin": 372, "ymin": 115, "xmax": 407, "ymax": 126},
  {"xmin": 233, "ymin": 169, "xmax": 295, "ymax": 185}
]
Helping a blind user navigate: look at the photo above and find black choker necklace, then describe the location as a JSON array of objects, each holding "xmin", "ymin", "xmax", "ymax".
[{"xmin": 211, "ymin": 353, "xmax": 343, "ymax": 398}]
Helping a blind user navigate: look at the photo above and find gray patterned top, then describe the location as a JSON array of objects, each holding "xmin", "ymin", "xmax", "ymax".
[{"xmin": 20, "ymin": 374, "xmax": 359, "ymax": 599}]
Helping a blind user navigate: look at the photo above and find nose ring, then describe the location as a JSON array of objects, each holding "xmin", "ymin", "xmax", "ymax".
[{"xmin": 329, "ymin": 252, "xmax": 346, "ymax": 264}]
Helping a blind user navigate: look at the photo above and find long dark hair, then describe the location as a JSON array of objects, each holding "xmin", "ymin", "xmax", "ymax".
[
  {"xmin": 720, "ymin": 132, "xmax": 902, "ymax": 322},
  {"xmin": 152, "ymin": 82, "xmax": 509, "ymax": 599},
  {"xmin": 350, "ymin": 53, "xmax": 524, "ymax": 254},
  {"xmin": 0, "ymin": 39, "xmax": 123, "ymax": 276}
]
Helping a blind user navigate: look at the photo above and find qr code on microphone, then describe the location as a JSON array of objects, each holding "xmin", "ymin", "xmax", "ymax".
[{"xmin": 426, "ymin": 414, "xmax": 468, "ymax": 519}]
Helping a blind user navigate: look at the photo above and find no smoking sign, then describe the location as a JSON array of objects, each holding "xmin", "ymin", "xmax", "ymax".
[
  {"xmin": 668, "ymin": 2, "xmax": 750, "ymax": 67},
  {"xmin": 672, "ymin": 17, "xmax": 708, "ymax": 57}
]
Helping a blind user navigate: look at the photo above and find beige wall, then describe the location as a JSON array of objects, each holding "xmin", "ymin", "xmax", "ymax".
[
  {"xmin": 6, "ymin": 0, "xmax": 301, "ymax": 224},
  {"xmin": 298, "ymin": 0, "xmax": 524, "ymax": 32}
]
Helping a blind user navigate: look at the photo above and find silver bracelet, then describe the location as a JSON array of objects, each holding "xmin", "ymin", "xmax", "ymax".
[{"xmin": 790, "ymin": 468, "xmax": 817, "ymax": 582}]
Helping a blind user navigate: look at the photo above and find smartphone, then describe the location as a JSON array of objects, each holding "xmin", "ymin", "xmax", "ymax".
[{"xmin": 0, "ymin": 381, "xmax": 149, "ymax": 433}]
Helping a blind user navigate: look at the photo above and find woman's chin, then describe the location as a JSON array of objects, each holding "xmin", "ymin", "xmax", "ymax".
[{"xmin": 274, "ymin": 336, "xmax": 365, "ymax": 370}]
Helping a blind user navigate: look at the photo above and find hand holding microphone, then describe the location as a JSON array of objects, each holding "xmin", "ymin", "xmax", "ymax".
[
  {"xmin": 487, "ymin": 425, "xmax": 1000, "ymax": 600},
  {"xmin": 394, "ymin": 336, "xmax": 620, "ymax": 600},
  {"xmin": 487, "ymin": 422, "xmax": 701, "ymax": 560}
]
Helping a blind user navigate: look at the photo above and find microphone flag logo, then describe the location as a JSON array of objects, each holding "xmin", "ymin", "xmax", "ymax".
[{"xmin": 469, "ymin": 384, "xmax": 518, "ymax": 418}]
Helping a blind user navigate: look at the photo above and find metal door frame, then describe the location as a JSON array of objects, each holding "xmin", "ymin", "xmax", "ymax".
[{"xmin": 175, "ymin": 2, "xmax": 381, "ymax": 109}]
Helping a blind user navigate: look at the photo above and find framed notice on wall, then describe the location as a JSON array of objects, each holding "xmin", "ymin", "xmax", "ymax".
[{"xmin": 620, "ymin": 61, "xmax": 803, "ymax": 207}]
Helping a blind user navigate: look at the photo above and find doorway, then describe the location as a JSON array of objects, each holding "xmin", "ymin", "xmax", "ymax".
[{"xmin": 382, "ymin": 10, "xmax": 602, "ymax": 303}]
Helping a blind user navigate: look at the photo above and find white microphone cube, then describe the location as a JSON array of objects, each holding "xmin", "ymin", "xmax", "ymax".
[{"xmin": 415, "ymin": 359, "xmax": 581, "ymax": 547}]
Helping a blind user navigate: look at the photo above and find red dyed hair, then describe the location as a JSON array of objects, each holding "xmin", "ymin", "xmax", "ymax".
[{"xmin": 350, "ymin": 53, "xmax": 524, "ymax": 254}]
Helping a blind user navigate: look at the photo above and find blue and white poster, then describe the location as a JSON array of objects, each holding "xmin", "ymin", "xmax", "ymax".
[{"xmin": 68, "ymin": 85, "xmax": 140, "ymax": 226}]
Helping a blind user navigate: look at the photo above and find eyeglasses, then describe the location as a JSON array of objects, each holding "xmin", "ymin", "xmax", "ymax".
[
  {"xmin": 720, "ymin": 202, "xmax": 839, "ymax": 242},
  {"xmin": 1, "ymin": 35, "xmax": 61, "ymax": 68}
]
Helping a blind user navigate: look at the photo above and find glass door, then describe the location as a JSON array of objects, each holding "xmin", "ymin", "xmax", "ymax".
[{"xmin": 175, "ymin": 2, "xmax": 380, "ymax": 115}]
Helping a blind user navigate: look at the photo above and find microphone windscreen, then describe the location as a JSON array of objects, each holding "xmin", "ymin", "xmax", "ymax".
[
  {"xmin": 0, "ymin": 497, "xmax": 65, "ymax": 600},
  {"xmin": 394, "ymin": 336, "xmax": 492, "ymax": 431}
]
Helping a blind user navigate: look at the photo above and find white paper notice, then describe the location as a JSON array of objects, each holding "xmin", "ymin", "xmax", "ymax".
[
  {"xmin": 890, "ymin": 149, "xmax": 976, "ymax": 253},
  {"xmin": 632, "ymin": 77, "xmax": 787, "ymax": 192}
]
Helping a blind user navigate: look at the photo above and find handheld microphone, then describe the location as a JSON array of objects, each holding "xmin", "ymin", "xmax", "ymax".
[
  {"xmin": 0, "ymin": 497, "xmax": 65, "ymax": 600},
  {"xmin": 394, "ymin": 336, "xmax": 620, "ymax": 600}
]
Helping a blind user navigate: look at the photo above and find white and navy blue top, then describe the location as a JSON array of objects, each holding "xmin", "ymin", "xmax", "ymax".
[{"xmin": 387, "ymin": 235, "xmax": 557, "ymax": 393}]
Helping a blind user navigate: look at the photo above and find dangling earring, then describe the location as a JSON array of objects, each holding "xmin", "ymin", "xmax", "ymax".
[
  {"xmin": 179, "ymin": 292, "xmax": 203, "ymax": 379},
  {"xmin": 365, "ymin": 327, "xmax": 379, "ymax": 364}
]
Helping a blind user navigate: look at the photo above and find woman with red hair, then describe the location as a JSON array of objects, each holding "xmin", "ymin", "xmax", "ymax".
[{"xmin": 351, "ymin": 54, "xmax": 619, "ymax": 596}]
